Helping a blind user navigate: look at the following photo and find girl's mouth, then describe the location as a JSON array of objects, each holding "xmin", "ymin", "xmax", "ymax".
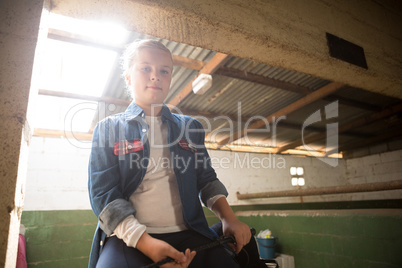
[{"xmin": 147, "ymin": 85, "xmax": 162, "ymax": 90}]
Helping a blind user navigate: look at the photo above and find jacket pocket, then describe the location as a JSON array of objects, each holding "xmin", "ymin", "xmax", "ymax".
[{"xmin": 114, "ymin": 139, "xmax": 143, "ymax": 155}]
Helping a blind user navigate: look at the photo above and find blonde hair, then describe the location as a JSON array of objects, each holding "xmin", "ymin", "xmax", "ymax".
[{"xmin": 121, "ymin": 39, "xmax": 173, "ymax": 76}]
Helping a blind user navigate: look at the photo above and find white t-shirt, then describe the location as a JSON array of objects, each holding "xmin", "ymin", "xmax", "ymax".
[{"xmin": 113, "ymin": 115, "xmax": 222, "ymax": 248}]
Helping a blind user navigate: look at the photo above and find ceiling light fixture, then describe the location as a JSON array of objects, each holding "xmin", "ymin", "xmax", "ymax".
[{"xmin": 192, "ymin": 73, "xmax": 213, "ymax": 95}]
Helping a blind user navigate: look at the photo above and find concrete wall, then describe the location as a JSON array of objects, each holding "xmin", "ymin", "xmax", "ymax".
[
  {"xmin": 24, "ymin": 136, "xmax": 402, "ymax": 211},
  {"xmin": 0, "ymin": 0, "xmax": 45, "ymax": 266},
  {"xmin": 214, "ymin": 150, "xmax": 402, "ymax": 204},
  {"xmin": 21, "ymin": 210, "xmax": 96, "ymax": 267},
  {"xmin": 50, "ymin": 0, "xmax": 402, "ymax": 99},
  {"xmin": 346, "ymin": 150, "xmax": 402, "ymax": 184},
  {"xmin": 212, "ymin": 150, "xmax": 349, "ymax": 205},
  {"xmin": 21, "ymin": 208, "xmax": 402, "ymax": 268},
  {"xmin": 21, "ymin": 137, "xmax": 402, "ymax": 267},
  {"xmin": 234, "ymin": 209, "xmax": 402, "ymax": 267},
  {"xmin": 24, "ymin": 137, "xmax": 91, "ymax": 211}
]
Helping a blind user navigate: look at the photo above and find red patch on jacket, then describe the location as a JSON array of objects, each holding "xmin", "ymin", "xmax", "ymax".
[
  {"xmin": 178, "ymin": 139, "xmax": 197, "ymax": 153},
  {"xmin": 114, "ymin": 139, "xmax": 143, "ymax": 155}
]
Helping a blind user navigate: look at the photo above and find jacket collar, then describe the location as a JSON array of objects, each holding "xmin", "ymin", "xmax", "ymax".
[{"xmin": 124, "ymin": 102, "xmax": 176, "ymax": 124}]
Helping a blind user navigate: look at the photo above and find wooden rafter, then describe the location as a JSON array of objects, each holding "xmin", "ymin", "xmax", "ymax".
[
  {"xmin": 167, "ymin": 53, "xmax": 230, "ymax": 107},
  {"xmin": 38, "ymin": 89, "xmax": 132, "ymax": 106},
  {"xmin": 215, "ymin": 66, "xmax": 313, "ymax": 95},
  {"xmin": 327, "ymin": 125, "xmax": 402, "ymax": 156},
  {"xmin": 215, "ymin": 66, "xmax": 381, "ymax": 112},
  {"xmin": 36, "ymin": 89, "xmax": 361, "ymax": 139},
  {"xmin": 48, "ymin": 28, "xmax": 123, "ymax": 52},
  {"xmin": 179, "ymin": 108, "xmax": 370, "ymax": 139},
  {"xmin": 48, "ymin": 28, "xmax": 206, "ymax": 71},
  {"xmin": 216, "ymin": 82, "xmax": 345, "ymax": 147},
  {"xmin": 324, "ymin": 95, "xmax": 381, "ymax": 112},
  {"xmin": 173, "ymin": 55, "xmax": 205, "ymax": 70},
  {"xmin": 41, "ymin": 88, "xmax": 366, "ymax": 138},
  {"xmin": 48, "ymin": 29, "xmax": 380, "ymax": 113},
  {"xmin": 276, "ymin": 102, "xmax": 402, "ymax": 153},
  {"xmin": 33, "ymin": 128, "xmax": 93, "ymax": 140},
  {"xmin": 43, "ymin": 29, "xmax": 396, "ymax": 157},
  {"xmin": 31, "ymin": 127, "xmax": 340, "ymax": 159}
]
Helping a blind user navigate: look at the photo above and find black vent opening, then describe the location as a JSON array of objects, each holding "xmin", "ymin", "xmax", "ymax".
[{"xmin": 326, "ymin": 32, "xmax": 368, "ymax": 69}]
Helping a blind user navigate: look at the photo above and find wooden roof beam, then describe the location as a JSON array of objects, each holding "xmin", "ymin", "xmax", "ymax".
[
  {"xmin": 167, "ymin": 53, "xmax": 230, "ymax": 107},
  {"xmin": 33, "ymin": 128, "xmax": 93, "ymax": 140},
  {"xmin": 48, "ymin": 28, "xmax": 206, "ymax": 70},
  {"xmin": 180, "ymin": 108, "xmax": 372, "ymax": 139},
  {"xmin": 215, "ymin": 66, "xmax": 381, "ymax": 112},
  {"xmin": 48, "ymin": 28, "xmax": 123, "ymax": 52},
  {"xmin": 172, "ymin": 55, "xmax": 205, "ymax": 70},
  {"xmin": 215, "ymin": 66, "xmax": 313, "ymax": 95},
  {"xmin": 277, "ymin": 102, "xmax": 402, "ymax": 153},
  {"xmin": 47, "ymin": 29, "xmax": 382, "ymax": 112},
  {"xmin": 217, "ymin": 82, "xmax": 345, "ymax": 147},
  {"xmin": 328, "ymin": 126, "xmax": 402, "ymax": 156},
  {"xmin": 38, "ymin": 89, "xmax": 132, "ymax": 106}
]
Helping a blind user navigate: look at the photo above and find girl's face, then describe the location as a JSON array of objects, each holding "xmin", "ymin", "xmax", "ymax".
[{"xmin": 125, "ymin": 47, "xmax": 173, "ymax": 115}]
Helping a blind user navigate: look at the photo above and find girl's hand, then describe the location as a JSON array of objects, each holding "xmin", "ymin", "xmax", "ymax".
[
  {"xmin": 162, "ymin": 249, "xmax": 196, "ymax": 268},
  {"xmin": 210, "ymin": 196, "xmax": 252, "ymax": 254},
  {"xmin": 222, "ymin": 218, "xmax": 251, "ymax": 253},
  {"xmin": 136, "ymin": 232, "xmax": 196, "ymax": 267}
]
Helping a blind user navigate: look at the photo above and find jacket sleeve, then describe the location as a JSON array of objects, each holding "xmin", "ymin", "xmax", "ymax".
[
  {"xmin": 189, "ymin": 118, "xmax": 229, "ymax": 205},
  {"xmin": 88, "ymin": 118, "xmax": 135, "ymax": 235}
]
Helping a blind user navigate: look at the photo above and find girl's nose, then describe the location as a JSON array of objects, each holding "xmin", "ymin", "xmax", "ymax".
[{"xmin": 150, "ymin": 72, "xmax": 160, "ymax": 81}]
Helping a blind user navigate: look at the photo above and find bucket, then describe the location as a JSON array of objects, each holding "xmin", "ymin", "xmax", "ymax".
[{"xmin": 256, "ymin": 237, "xmax": 276, "ymax": 260}]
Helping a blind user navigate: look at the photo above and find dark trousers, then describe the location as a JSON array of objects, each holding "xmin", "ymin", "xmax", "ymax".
[{"xmin": 96, "ymin": 230, "xmax": 239, "ymax": 268}]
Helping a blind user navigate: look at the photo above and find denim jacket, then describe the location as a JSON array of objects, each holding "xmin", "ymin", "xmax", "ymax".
[{"xmin": 88, "ymin": 102, "xmax": 228, "ymax": 267}]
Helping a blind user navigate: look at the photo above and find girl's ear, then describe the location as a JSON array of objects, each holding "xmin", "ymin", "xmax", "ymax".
[{"xmin": 125, "ymin": 73, "xmax": 131, "ymax": 86}]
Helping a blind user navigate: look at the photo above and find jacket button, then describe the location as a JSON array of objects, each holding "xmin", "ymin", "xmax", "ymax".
[{"xmin": 142, "ymin": 128, "xmax": 146, "ymax": 132}]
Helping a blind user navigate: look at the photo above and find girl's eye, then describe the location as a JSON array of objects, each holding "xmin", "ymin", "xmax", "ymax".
[
  {"xmin": 142, "ymin": 67, "xmax": 150, "ymax": 72},
  {"xmin": 161, "ymin": 69, "xmax": 170, "ymax": 75}
]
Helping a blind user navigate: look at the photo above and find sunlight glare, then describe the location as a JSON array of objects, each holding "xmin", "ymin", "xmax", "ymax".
[
  {"xmin": 39, "ymin": 39, "xmax": 118, "ymax": 97},
  {"xmin": 49, "ymin": 13, "xmax": 129, "ymax": 46},
  {"xmin": 35, "ymin": 13, "xmax": 130, "ymax": 131}
]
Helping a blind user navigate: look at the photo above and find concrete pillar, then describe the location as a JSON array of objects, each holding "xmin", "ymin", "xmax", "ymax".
[{"xmin": 0, "ymin": 1, "xmax": 45, "ymax": 266}]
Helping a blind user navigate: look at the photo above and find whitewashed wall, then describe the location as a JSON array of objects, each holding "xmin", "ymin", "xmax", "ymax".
[
  {"xmin": 24, "ymin": 137, "xmax": 92, "ymax": 211},
  {"xmin": 210, "ymin": 150, "xmax": 348, "ymax": 205},
  {"xmin": 344, "ymin": 150, "xmax": 402, "ymax": 200},
  {"xmin": 23, "ymin": 136, "xmax": 402, "ymax": 211}
]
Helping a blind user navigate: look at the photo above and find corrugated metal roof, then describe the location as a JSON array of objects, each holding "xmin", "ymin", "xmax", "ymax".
[{"xmin": 41, "ymin": 28, "xmax": 402, "ymax": 158}]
